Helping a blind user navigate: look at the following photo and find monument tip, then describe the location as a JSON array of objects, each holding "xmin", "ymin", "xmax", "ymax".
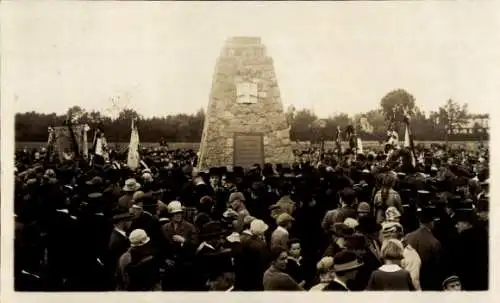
[{"xmin": 226, "ymin": 37, "xmax": 262, "ymax": 45}]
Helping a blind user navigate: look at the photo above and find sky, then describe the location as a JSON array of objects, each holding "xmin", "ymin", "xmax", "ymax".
[{"xmin": 2, "ymin": 1, "xmax": 499, "ymax": 119}]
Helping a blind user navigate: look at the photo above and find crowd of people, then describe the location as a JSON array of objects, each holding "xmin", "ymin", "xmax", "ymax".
[{"xmin": 14, "ymin": 142, "xmax": 489, "ymax": 291}]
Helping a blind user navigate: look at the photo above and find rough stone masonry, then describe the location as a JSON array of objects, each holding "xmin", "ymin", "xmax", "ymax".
[{"xmin": 197, "ymin": 37, "xmax": 294, "ymax": 170}]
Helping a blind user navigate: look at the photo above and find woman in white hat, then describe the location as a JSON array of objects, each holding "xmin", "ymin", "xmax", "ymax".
[
  {"xmin": 116, "ymin": 229, "xmax": 161, "ymax": 291},
  {"xmin": 117, "ymin": 178, "xmax": 141, "ymax": 211},
  {"xmin": 161, "ymin": 201, "xmax": 197, "ymax": 252},
  {"xmin": 238, "ymin": 219, "xmax": 269, "ymax": 291}
]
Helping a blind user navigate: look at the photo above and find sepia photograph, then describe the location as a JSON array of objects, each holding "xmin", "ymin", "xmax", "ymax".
[{"xmin": 1, "ymin": 1, "xmax": 498, "ymax": 300}]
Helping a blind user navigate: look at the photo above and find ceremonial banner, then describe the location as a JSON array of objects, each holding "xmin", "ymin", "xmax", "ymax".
[
  {"xmin": 404, "ymin": 124, "xmax": 411, "ymax": 148},
  {"xmin": 357, "ymin": 137, "xmax": 363, "ymax": 154},
  {"xmin": 53, "ymin": 125, "xmax": 87, "ymax": 161},
  {"xmin": 127, "ymin": 119, "xmax": 140, "ymax": 169}
]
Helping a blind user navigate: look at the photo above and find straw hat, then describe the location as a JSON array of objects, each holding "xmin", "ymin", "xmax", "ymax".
[
  {"xmin": 333, "ymin": 251, "xmax": 364, "ymax": 273},
  {"xmin": 167, "ymin": 200, "xmax": 183, "ymax": 214},
  {"xmin": 123, "ymin": 178, "xmax": 141, "ymax": 192},
  {"xmin": 129, "ymin": 229, "xmax": 150, "ymax": 247},
  {"xmin": 250, "ymin": 219, "xmax": 269, "ymax": 235}
]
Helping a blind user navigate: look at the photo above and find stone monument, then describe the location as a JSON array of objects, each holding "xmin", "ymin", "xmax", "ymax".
[{"xmin": 197, "ymin": 37, "xmax": 294, "ymax": 170}]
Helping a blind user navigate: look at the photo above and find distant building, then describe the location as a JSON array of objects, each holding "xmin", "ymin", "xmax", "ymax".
[{"xmin": 450, "ymin": 114, "xmax": 489, "ymax": 134}]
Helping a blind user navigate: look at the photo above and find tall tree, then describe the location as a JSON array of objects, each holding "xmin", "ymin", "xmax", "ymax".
[
  {"xmin": 437, "ymin": 99, "xmax": 468, "ymax": 143},
  {"xmin": 290, "ymin": 109, "xmax": 317, "ymax": 142},
  {"xmin": 380, "ymin": 89, "xmax": 416, "ymax": 123}
]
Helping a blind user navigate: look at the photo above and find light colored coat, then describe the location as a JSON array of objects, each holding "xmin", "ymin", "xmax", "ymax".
[{"xmin": 402, "ymin": 244, "xmax": 422, "ymax": 290}]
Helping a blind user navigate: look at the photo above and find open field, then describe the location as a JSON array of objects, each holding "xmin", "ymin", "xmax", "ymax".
[{"xmin": 16, "ymin": 140, "xmax": 486, "ymax": 152}]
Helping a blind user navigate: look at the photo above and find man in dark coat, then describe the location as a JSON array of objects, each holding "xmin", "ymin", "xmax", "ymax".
[
  {"xmin": 450, "ymin": 209, "xmax": 488, "ymax": 290},
  {"xmin": 45, "ymin": 194, "xmax": 80, "ymax": 290},
  {"xmin": 324, "ymin": 251, "xmax": 363, "ymax": 291},
  {"xmin": 239, "ymin": 220, "xmax": 271, "ymax": 291},
  {"xmin": 129, "ymin": 194, "xmax": 164, "ymax": 249},
  {"xmin": 405, "ymin": 207, "xmax": 444, "ymax": 291},
  {"xmin": 193, "ymin": 221, "xmax": 234, "ymax": 291},
  {"xmin": 321, "ymin": 188, "xmax": 358, "ymax": 232},
  {"xmin": 107, "ymin": 212, "xmax": 134, "ymax": 290},
  {"xmin": 72, "ymin": 193, "xmax": 112, "ymax": 290}
]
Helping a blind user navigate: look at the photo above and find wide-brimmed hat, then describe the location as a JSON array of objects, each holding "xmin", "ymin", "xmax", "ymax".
[
  {"xmin": 332, "ymin": 223, "xmax": 355, "ymax": 238},
  {"xmin": 86, "ymin": 176, "xmax": 103, "ymax": 186},
  {"xmin": 167, "ymin": 200, "xmax": 183, "ymax": 214},
  {"xmin": 333, "ymin": 251, "xmax": 364, "ymax": 273},
  {"xmin": 112, "ymin": 212, "xmax": 135, "ymax": 223},
  {"xmin": 250, "ymin": 219, "xmax": 268, "ymax": 235},
  {"xmin": 123, "ymin": 178, "xmax": 141, "ymax": 192},
  {"xmin": 200, "ymin": 221, "xmax": 224, "ymax": 238},
  {"xmin": 129, "ymin": 229, "xmax": 150, "ymax": 247},
  {"xmin": 276, "ymin": 213, "xmax": 294, "ymax": 226}
]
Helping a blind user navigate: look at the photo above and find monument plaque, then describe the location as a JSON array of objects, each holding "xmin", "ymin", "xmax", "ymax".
[
  {"xmin": 197, "ymin": 37, "xmax": 294, "ymax": 169},
  {"xmin": 233, "ymin": 133, "xmax": 264, "ymax": 168}
]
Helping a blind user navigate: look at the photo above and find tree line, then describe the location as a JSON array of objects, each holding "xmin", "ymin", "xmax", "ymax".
[{"xmin": 15, "ymin": 89, "xmax": 489, "ymax": 143}]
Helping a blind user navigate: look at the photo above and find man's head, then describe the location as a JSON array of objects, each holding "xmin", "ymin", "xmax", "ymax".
[
  {"xmin": 229, "ymin": 192, "xmax": 245, "ymax": 210},
  {"xmin": 442, "ymin": 275, "xmax": 462, "ymax": 291},
  {"xmin": 168, "ymin": 201, "xmax": 184, "ymax": 223},
  {"xmin": 333, "ymin": 250, "xmax": 363, "ymax": 281},
  {"xmin": 339, "ymin": 188, "xmax": 357, "ymax": 207},
  {"xmin": 113, "ymin": 212, "xmax": 134, "ymax": 231},
  {"xmin": 357, "ymin": 202, "xmax": 371, "ymax": 218},
  {"xmin": 454, "ymin": 209, "xmax": 475, "ymax": 233},
  {"xmin": 271, "ymin": 246, "xmax": 289, "ymax": 271},
  {"xmin": 130, "ymin": 203, "xmax": 143, "ymax": 218},
  {"xmin": 288, "ymin": 238, "xmax": 301, "ymax": 259}
]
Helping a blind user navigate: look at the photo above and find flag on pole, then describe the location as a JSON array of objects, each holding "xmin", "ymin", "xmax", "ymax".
[
  {"xmin": 403, "ymin": 113, "xmax": 417, "ymax": 167},
  {"xmin": 127, "ymin": 118, "xmax": 140, "ymax": 170},
  {"xmin": 404, "ymin": 124, "xmax": 411, "ymax": 148},
  {"xmin": 82, "ymin": 124, "xmax": 90, "ymax": 159},
  {"xmin": 335, "ymin": 126, "xmax": 342, "ymax": 156},
  {"xmin": 357, "ymin": 137, "xmax": 363, "ymax": 154}
]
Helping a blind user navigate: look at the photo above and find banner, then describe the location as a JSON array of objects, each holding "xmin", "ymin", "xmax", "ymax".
[
  {"xmin": 127, "ymin": 119, "xmax": 140, "ymax": 169},
  {"xmin": 404, "ymin": 124, "xmax": 410, "ymax": 148},
  {"xmin": 53, "ymin": 125, "xmax": 87, "ymax": 161}
]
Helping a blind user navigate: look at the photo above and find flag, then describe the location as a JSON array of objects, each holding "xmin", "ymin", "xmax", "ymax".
[
  {"xmin": 357, "ymin": 137, "xmax": 363, "ymax": 154},
  {"xmin": 82, "ymin": 124, "xmax": 90, "ymax": 158},
  {"xmin": 359, "ymin": 116, "xmax": 373, "ymax": 133},
  {"xmin": 127, "ymin": 118, "xmax": 140, "ymax": 170},
  {"xmin": 335, "ymin": 126, "xmax": 342, "ymax": 155},
  {"xmin": 403, "ymin": 121, "xmax": 417, "ymax": 167},
  {"xmin": 95, "ymin": 135, "xmax": 108, "ymax": 158},
  {"xmin": 404, "ymin": 124, "xmax": 411, "ymax": 148}
]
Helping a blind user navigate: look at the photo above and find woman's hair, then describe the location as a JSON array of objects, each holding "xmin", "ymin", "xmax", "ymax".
[
  {"xmin": 380, "ymin": 173, "xmax": 396, "ymax": 204},
  {"xmin": 316, "ymin": 257, "xmax": 334, "ymax": 275},
  {"xmin": 270, "ymin": 246, "xmax": 288, "ymax": 262},
  {"xmin": 381, "ymin": 238, "xmax": 404, "ymax": 261}
]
